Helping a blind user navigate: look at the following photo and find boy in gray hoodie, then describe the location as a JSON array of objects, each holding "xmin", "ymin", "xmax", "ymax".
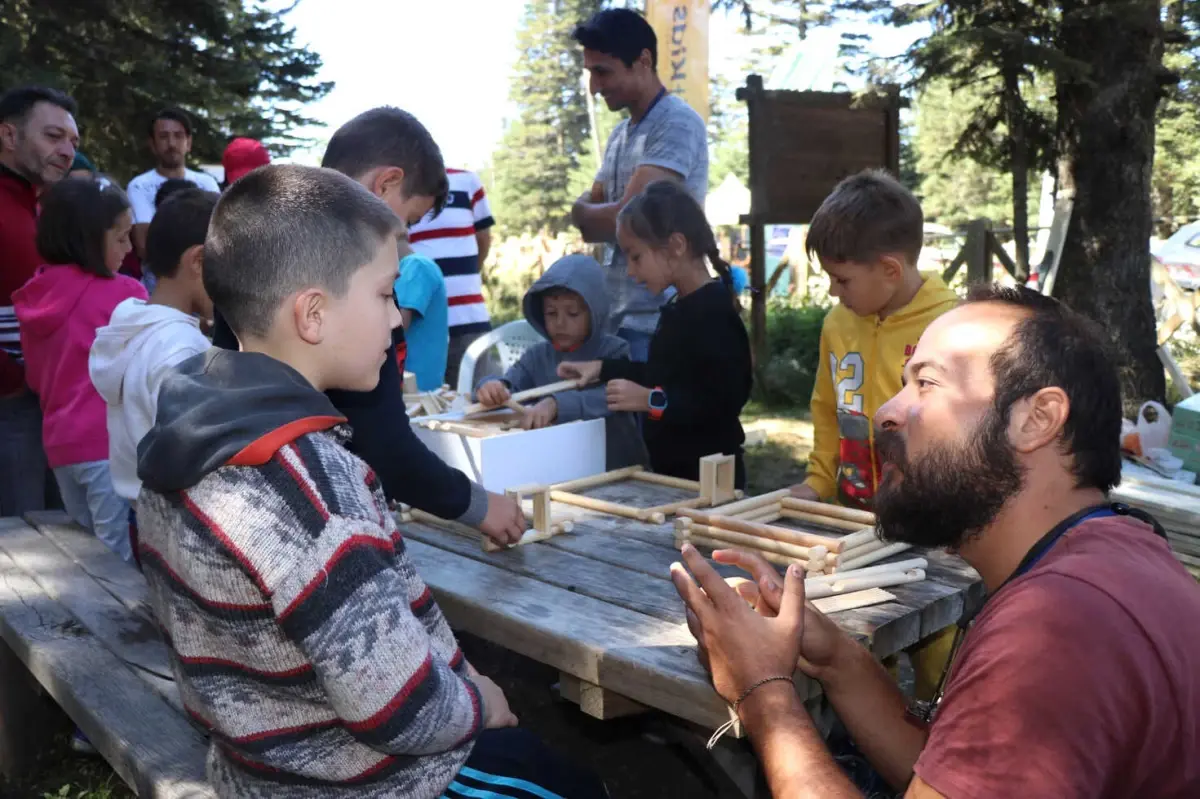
[{"xmin": 475, "ymin": 254, "xmax": 647, "ymax": 469}]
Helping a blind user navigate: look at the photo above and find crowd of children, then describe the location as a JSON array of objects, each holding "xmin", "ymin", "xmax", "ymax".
[{"xmin": 2, "ymin": 75, "xmax": 969, "ymax": 798}]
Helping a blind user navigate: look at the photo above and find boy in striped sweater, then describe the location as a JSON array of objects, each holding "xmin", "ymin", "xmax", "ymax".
[{"xmin": 134, "ymin": 165, "xmax": 606, "ymax": 798}]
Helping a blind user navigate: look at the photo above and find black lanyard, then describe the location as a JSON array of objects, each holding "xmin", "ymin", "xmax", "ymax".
[{"xmin": 909, "ymin": 502, "xmax": 1168, "ymax": 724}]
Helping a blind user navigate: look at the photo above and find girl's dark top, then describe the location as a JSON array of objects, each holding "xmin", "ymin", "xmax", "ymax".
[{"xmin": 600, "ymin": 280, "xmax": 751, "ymax": 487}]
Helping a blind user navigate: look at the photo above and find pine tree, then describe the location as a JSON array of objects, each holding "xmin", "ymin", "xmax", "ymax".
[
  {"xmin": 0, "ymin": 0, "xmax": 330, "ymax": 182},
  {"xmin": 913, "ymin": 80, "xmax": 1025, "ymax": 226},
  {"xmin": 1153, "ymin": 0, "xmax": 1200, "ymax": 233},
  {"xmin": 491, "ymin": 0, "xmax": 605, "ymax": 236},
  {"xmin": 725, "ymin": 0, "xmax": 1188, "ymax": 407},
  {"xmin": 881, "ymin": 1, "xmax": 1064, "ymax": 280},
  {"xmin": 1051, "ymin": 0, "xmax": 1169, "ymax": 410}
]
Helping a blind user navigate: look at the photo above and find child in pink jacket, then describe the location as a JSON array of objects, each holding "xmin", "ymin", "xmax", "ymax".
[{"xmin": 13, "ymin": 178, "xmax": 147, "ymax": 561}]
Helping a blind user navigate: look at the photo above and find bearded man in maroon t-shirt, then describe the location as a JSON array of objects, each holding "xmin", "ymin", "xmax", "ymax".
[{"xmin": 674, "ymin": 284, "xmax": 1200, "ymax": 799}]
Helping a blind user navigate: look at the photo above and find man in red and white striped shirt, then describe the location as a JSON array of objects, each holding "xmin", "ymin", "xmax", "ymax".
[{"xmin": 408, "ymin": 168, "xmax": 495, "ymax": 386}]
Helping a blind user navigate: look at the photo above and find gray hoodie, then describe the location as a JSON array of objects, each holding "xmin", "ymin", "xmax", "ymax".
[{"xmin": 481, "ymin": 254, "xmax": 647, "ymax": 469}]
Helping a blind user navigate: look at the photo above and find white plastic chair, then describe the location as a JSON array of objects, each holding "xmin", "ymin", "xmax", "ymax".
[{"xmin": 456, "ymin": 319, "xmax": 543, "ymax": 394}]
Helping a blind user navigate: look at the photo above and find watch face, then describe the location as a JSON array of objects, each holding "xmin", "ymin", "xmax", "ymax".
[{"xmin": 650, "ymin": 389, "xmax": 666, "ymax": 409}]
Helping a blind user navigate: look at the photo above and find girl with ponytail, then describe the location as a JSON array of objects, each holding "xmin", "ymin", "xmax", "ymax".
[{"xmin": 558, "ymin": 180, "xmax": 753, "ymax": 487}]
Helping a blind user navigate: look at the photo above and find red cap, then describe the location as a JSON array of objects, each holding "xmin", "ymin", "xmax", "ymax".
[{"xmin": 222, "ymin": 138, "xmax": 270, "ymax": 185}]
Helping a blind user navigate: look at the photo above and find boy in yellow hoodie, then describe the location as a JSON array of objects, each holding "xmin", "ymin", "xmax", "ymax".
[
  {"xmin": 791, "ymin": 170, "xmax": 959, "ymax": 702},
  {"xmin": 791, "ymin": 170, "xmax": 958, "ymax": 509}
]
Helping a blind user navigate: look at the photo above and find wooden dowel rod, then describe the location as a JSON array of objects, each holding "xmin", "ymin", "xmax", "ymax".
[
  {"xmin": 550, "ymin": 466, "xmax": 644, "ymax": 493},
  {"xmin": 806, "ymin": 568, "xmax": 925, "ymax": 600},
  {"xmin": 675, "ymin": 532, "xmax": 912, "ymax": 597},
  {"xmin": 706, "ymin": 489, "xmax": 793, "ymax": 517},
  {"xmin": 426, "ymin": 421, "xmax": 492, "ymax": 438},
  {"xmin": 807, "ymin": 558, "xmax": 928, "ymax": 585},
  {"xmin": 463, "ymin": 378, "xmax": 588, "ymax": 417},
  {"xmin": 838, "ymin": 528, "xmax": 880, "ymax": 550},
  {"xmin": 834, "ymin": 542, "xmax": 913, "ymax": 572},
  {"xmin": 737, "ymin": 503, "xmax": 783, "ymax": 522},
  {"xmin": 675, "ymin": 533, "xmax": 804, "ymax": 570},
  {"xmin": 642, "ymin": 496, "xmax": 709, "ymax": 517},
  {"xmin": 550, "ymin": 490, "xmax": 666, "ymax": 525},
  {"xmin": 629, "ymin": 471, "xmax": 702, "ymax": 491},
  {"xmin": 409, "ymin": 508, "xmax": 480, "ymax": 538},
  {"xmin": 778, "ymin": 509, "xmax": 867, "ymax": 532},
  {"xmin": 837, "ymin": 537, "xmax": 889, "ymax": 560},
  {"xmin": 685, "ymin": 523, "xmax": 812, "ymax": 560},
  {"xmin": 677, "ymin": 508, "xmax": 844, "ymax": 552},
  {"xmin": 780, "ymin": 498, "xmax": 876, "ymax": 526},
  {"xmin": 482, "ymin": 524, "xmax": 569, "ymax": 552}
]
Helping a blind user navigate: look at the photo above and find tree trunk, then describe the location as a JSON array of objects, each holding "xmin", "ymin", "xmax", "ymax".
[
  {"xmin": 1003, "ymin": 62, "xmax": 1030, "ymax": 281},
  {"xmin": 1052, "ymin": 0, "xmax": 1165, "ymax": 414}
]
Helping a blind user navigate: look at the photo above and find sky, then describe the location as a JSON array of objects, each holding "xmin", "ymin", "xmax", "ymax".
[{"xmin": 275, "ymin": 0, "xmax": 924, "ymax": 171}]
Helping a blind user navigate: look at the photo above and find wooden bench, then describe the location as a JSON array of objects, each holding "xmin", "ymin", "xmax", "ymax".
[{"xmin": 0, "ymin": 512, "xmax": 214, "ymax": 798}]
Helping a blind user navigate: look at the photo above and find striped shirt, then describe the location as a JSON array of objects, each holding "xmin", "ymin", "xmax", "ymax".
[{"xmin": 408, "ymin": 169, "xmax": 494, "ymax": 337}]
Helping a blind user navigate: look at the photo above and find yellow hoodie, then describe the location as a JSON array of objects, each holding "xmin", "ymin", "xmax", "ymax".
[{"xmin": 805, "ymin": 274, "xmax": 959, "ymax": 507}]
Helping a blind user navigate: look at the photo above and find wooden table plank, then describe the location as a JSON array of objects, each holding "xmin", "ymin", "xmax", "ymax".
[
  {"xmin": 0, "ymin": 548, "xmax": 213, "ymax": 798},
  {"xmin": 0, "ymin": 519, "xmax": 173, "ymax": 683},
  {"xmin": 25, "ymin": 510, "xmax": 154, "ymax": 622},
  {"xmin": 405, "ymin": 523, "xmax": 691, "ymax": 625},
  {"xmin": 543, "ymin": 525, "xmax": 743, "ymax": 580},
  {"xmin": 405, "ymin": 537, "xmax": 770, "ymax": 731}
]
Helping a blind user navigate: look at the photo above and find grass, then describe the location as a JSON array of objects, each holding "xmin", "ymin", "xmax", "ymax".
[
  {"xmin": 2, "ymin": 698, "xmax": 134, "ymax": 799},
  {"xmin": 742, "ymin": 409, "xmax": 815, "ymax": 496}
]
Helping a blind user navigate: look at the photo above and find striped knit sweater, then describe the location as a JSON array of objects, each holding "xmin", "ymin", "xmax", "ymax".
[{"xmin": 135, "ymin": 348, "xmax": 482, "ymax": 798}]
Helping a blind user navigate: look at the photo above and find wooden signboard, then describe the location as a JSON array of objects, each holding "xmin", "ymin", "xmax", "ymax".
[
  {"xmin": 735, "ymin": 74, "xmax": 902, "ymax": 365},
  {"xmin": 737, "ymin": 75, "xmax": 901, "ymax": 225}
]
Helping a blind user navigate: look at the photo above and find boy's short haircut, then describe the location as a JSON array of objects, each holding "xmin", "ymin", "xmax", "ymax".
[
  {"xmin": 573, "ymin": 9, "xmax": 657, "ymax": 69},
  {"xmin": 154, "ymin": 177, "xmax": 199, "ymax": 209},
  {"xmin": 204, "ymin": 164, "xmax": 401, "ymax": 338},
  {"xmin": 320, "ymin": 107, "xmax": 449, "ymax": 215},
  {"xmin": 806, "ymin": 170, "xmax": 924, "ymax": 267},
  {"xmin": 146, "ymin": 189, "xmax": 219, "ymax": 279}
]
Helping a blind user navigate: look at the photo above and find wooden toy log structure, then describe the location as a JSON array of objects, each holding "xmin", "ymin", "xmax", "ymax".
[
  {"xmin": 737, "ymin": 75, "xmax": 903, "ymax": 367},
  {"xmin": 674, "ymin": 489, "xmax": 923, "ymax": 600},
  {"xmin": 548, "ymin": 455, "xmax": 740, "ymax": 524},
  {"xmin": 400, "ymin": 483, "xmax": 575, "ymax": 553}
]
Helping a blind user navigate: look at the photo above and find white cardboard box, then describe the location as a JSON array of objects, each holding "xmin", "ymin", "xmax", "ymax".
[{"xmin": 412, "ymin": 417, "xmax": 607, "ymax": 493}]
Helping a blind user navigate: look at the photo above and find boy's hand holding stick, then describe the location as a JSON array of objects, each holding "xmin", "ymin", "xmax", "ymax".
[{"xmin": 463, "ymin": 376, "xmax": 593, "ymax": 418}]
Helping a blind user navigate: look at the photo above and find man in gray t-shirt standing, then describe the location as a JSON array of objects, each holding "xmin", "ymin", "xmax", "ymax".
[{"xmin": 571, "ymin": 8, "xmax": 708, "ymax": 362}]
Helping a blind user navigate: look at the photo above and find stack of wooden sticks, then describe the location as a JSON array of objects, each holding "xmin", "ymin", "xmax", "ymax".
[{"xmin": 674, "ymin": 489, "xmax": 926, "ymax": 599}]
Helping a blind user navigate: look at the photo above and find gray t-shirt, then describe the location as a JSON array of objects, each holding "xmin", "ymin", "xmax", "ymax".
[{"xmin": 597, "ymin": 93, "xmax": 708, "ymax": 334}]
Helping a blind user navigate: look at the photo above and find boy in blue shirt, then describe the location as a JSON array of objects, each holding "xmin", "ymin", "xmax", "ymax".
[{"xmin": 395, "ymin": 249, "xmax": 449, "ymax": 390}]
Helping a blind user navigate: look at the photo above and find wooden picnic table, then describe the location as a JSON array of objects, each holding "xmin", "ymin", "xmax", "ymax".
[
  {"xmin": 403, "ymin": 480, "xmax": 983, "ymax": 734},
  {"xmin": 0, "ymin": 483, "xmax": 981, "ymax": 796}
]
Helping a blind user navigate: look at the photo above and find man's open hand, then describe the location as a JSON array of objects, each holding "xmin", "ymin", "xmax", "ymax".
[
  {"xmin": 670, "ymin": 543, "xmax": 807, "ymax": 705},
  {"xmin": 711, "ymin": 548, "xmax": 845, "ymax": 681}
]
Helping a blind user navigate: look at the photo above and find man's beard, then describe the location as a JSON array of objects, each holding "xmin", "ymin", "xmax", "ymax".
[
  {"xmin": 874, "ymin": 407, "xmax": 1025, "ymax": 550},
  {"xmin": 159, "ymin": 151, "xmax": 183, "ymax": 168}
]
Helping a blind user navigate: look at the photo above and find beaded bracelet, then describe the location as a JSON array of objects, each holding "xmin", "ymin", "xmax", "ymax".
[{"xmin": 706, "ymin": 675, "xmax": 795, "ymax": 749}]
